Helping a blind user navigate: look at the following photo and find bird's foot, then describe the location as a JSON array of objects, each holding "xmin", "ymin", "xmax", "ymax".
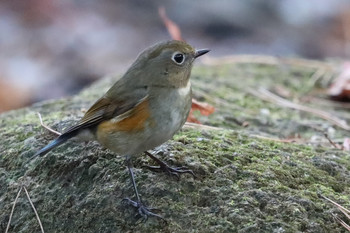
[
  {"xmin": 144, "ymin": 152, "xmax": 196, "ymax": 180},
  {"xmin": 122, "ymin": 198, "xmax": 164, "ymax": 222},
  {"xmin": 146, "ymin": 163, "xmax": 196, "ymax": 180}
]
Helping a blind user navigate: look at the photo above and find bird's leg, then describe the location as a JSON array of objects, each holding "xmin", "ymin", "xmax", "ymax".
[
  {"xmin": 144, "ymin": 151, "xmax": 196, "ymax": 180},
  {"xmin": 122, "ymin": 156, "xmax": 164, "ymax": 222}
]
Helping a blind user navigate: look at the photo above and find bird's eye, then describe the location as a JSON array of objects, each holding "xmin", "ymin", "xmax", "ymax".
[{"xmin": 171, "ymin": 52, "xmax": 185, "ymax": 65}]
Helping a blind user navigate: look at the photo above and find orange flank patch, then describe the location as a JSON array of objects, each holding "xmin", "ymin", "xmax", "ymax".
[{"xmin": 98, "ymin": 99, "xmax": 151, "ymax": 133}]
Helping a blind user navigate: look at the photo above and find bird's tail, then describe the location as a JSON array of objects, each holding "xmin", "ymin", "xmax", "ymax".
[{"xmin": 33, "ymin": 131, "xmax": 78, "ymax": 158}]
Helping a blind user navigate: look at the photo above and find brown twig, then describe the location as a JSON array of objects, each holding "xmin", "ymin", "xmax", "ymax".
[
  {"xmin": 249, "ymin": 88, "xmax": 350, "ymax": 131},
  {"xmin": 323, "ymin": 133, "xmax": 343, "ymax": 150},
  {"xmin": 158, "ymin": 6, "xmax": 183, "ymax": 41},
  {"xmin": 23, "ymin": 186, "xmax": 45, "ymax": 233},
  {"xmin": 37, "ymin": 112, "xmax": 61, "ymax": 136}
]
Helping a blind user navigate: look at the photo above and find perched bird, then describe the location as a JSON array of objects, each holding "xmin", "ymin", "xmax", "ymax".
[{"xmin": 33, "ymin": 40, "xmax": 209, "ymax": 220}]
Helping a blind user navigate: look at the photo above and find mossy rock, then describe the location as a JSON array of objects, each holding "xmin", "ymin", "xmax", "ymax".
[{"xmin": 1, "ymin": 56, "xmax": 349, "ymax": 232}]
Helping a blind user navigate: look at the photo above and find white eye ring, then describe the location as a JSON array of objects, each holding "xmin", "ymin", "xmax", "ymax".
[{"xmin": 171, "ymin": 52, "xmax": 185, "ymax": 65}]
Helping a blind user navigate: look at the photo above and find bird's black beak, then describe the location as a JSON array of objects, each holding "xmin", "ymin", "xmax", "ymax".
[{"xmin": 194, "ymin": 49, "xmax": 210, "ymax": 58}]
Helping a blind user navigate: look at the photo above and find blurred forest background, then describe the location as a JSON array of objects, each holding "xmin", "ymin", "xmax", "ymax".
[{"xmin": 1, "ymin": 0, "xmax": 350, "ymax": 112}]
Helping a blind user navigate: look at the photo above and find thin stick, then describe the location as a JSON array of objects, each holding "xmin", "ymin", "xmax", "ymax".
[
  {"xmin": 322, "ymin": 195, "xmax": 350, "ymax": 231},
  {"xmin": 5, "ymin": 187, "xmax": 23, "ymax": 233},
  {"xmin": 37, "ymin": 112, "xmax": 61, "ymax": 136},
  {"xmin": 321, "ymin": 195, "xmax": 350, "ymax": 214},
  {"xmin": 332, "ymin": 214, "xmax": 350, "ymax": 231},
  {"xmin": 323, "ymin": 133, "xmax": 343, "ymax": 150},
  {"xmin": 23, "ymin": 186, "xmax": 45, "ymax": 233},
  {"xmin": 249, "ymin": 88, "xmax": 350, "ymax": 131},
  {"xmin": 308, "ymin": 68, "xmax": 327, "ymax": 87}
]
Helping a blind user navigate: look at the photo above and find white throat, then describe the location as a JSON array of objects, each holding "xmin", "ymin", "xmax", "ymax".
[{"xmin": 177, "ymin": 81, "xmax": 191, "ymax": 96}]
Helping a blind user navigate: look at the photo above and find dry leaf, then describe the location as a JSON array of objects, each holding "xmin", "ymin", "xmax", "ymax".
[
  {"xmin": 187, "ymin": 110, "xmax": 201, "ymax": 124},
  {"xmin": 187, "ymin": 99, "xmax": 215, "ymax": 123},
  {"xmin": 191, "ymin": 98, "xmax": 215, "ymax": 116}
]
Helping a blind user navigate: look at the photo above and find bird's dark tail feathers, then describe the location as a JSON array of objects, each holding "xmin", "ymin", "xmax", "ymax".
[{"xmin": 33, "ymin": 131, "xmax": 79, "ymax": 158}]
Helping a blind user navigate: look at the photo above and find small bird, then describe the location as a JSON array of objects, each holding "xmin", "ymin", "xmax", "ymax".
[{"xmin": 33, "ymin": 40, "xmax": 209, "ymax": 220}]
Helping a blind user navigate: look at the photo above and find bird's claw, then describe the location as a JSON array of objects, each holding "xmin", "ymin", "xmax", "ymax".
[
  {"xmin": 122, "ymin": 198, "xmax": 164, "ymax": 222},
  {"xmin": 144, "ymin": 163, "xmax": 196, "ymax": 180}
]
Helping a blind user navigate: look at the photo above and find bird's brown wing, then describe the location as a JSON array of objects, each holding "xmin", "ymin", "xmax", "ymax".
[
  {"xmin": 33, "ymin": 80, "xmax": 148, "ymax": 157},
  {"xmin": 63, "ymin": 89, "xmax": 148, "ymax": 135}
]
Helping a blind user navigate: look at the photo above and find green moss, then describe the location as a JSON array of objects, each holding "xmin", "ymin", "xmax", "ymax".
[{"xmin": 1, "ymin": 60, "xmax": 349, "ymax": 232}]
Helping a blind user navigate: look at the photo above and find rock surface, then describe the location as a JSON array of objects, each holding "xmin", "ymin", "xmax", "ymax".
[{"xmin": 1, "ymin": 57, "xmax": 350, "ymax": 232}]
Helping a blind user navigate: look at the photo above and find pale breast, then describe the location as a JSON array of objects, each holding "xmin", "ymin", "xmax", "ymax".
[
  {"xmin": 95, "ymin": 82, "xmax": 192, "ymax": 156},
  {"xmin": 145, "ymin": 82, "xmax": 192, "ymax": 148}
]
